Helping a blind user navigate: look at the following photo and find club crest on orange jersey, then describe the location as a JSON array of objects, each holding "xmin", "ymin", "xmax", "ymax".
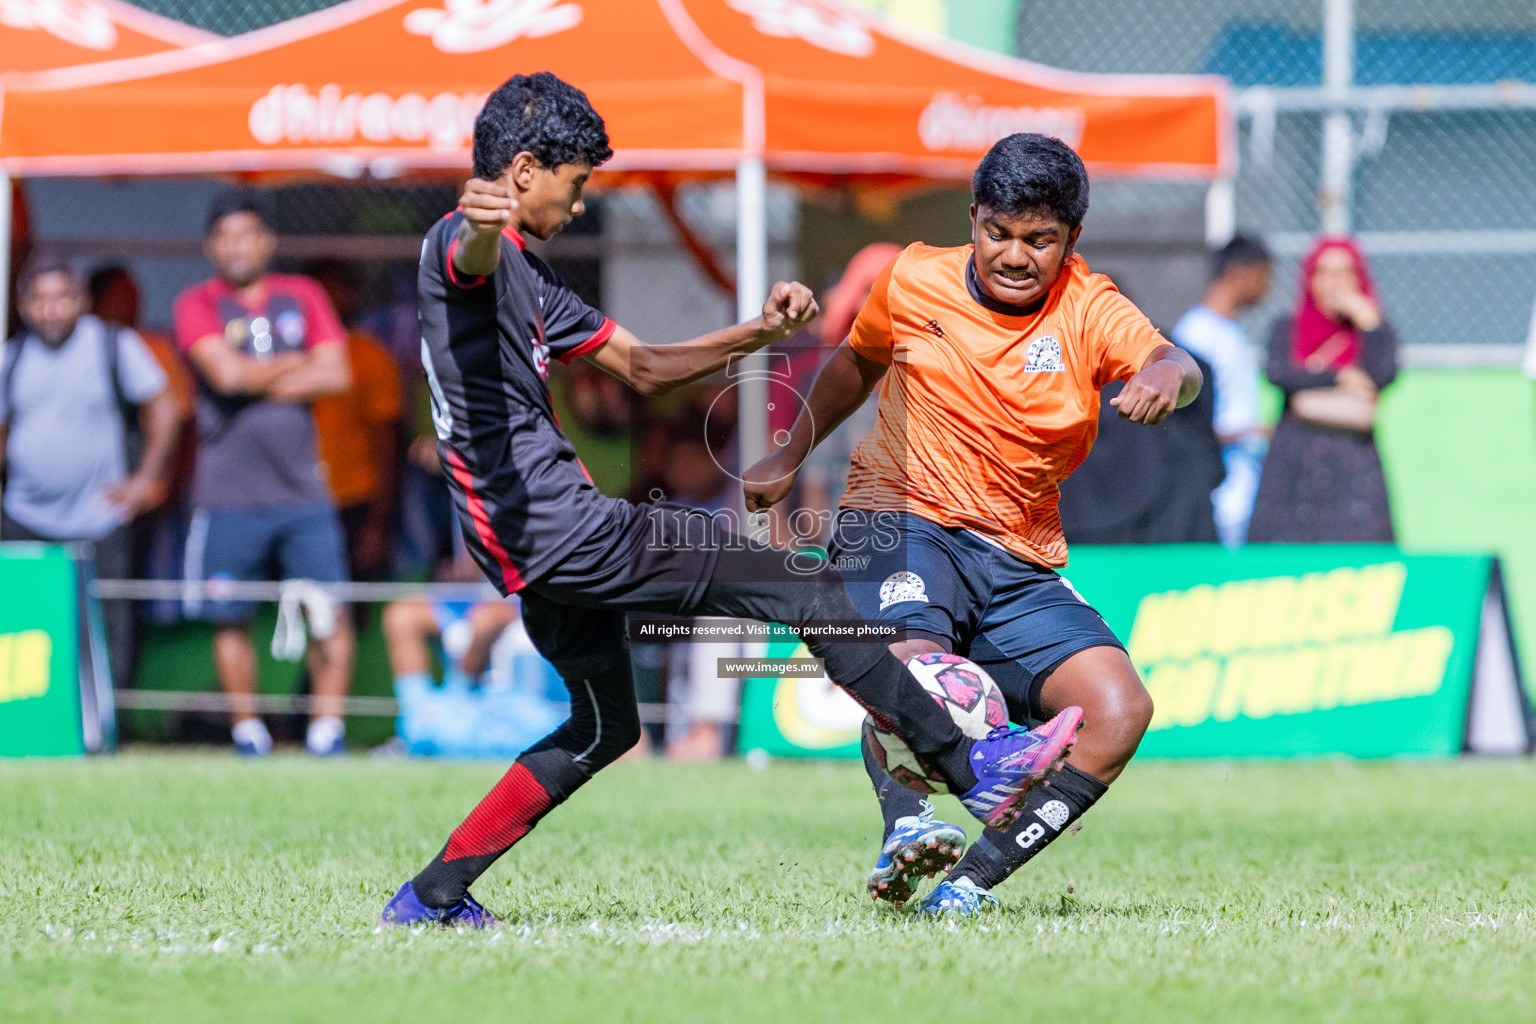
[{"xmin": 1022, "ymin": 335, "xmax": 1064, "ymax": 373}]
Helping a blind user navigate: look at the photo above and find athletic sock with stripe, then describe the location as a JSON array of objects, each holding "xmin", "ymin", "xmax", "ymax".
[
  {"xmin": 946, "ymin": 763, "xmax": 1108, "ymax": 890},
  {"xmin": 409, "ymin": 746, "xmax": 590, "ymax": 908}
]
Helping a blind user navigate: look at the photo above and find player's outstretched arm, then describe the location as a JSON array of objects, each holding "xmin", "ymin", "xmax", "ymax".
[
  {"xmin": 1110, "ymin": 344, "xmax": 1203, "ymax": 425},
  {"xmin": 584, "ymin": 280, "xmax": 817, "ymax": 397},
  {"xmin": 743, "ymin": 340, "xmax": 887, "ymax": 512},
  {"xmin": 453, "ymin": 178, "xmax": 517, "ymax": 279}
]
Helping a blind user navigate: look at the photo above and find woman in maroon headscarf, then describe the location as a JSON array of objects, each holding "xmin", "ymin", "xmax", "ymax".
[{"xmin": 1248, "ymin": 237, "xmax": 1399, "ymax": 542}]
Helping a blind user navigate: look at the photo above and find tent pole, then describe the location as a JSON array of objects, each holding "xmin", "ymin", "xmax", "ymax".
[
  {"xmin": 1319, "ymin": 0, "xmax": 1355, "ymax": 234},
  {"xmin": 1204, "ymin": 176, "xmax": 1236, "ymax": 248},
  {"xmin": 734, "ymin": 156, "xmax": 769, "ymax": 481},
  {"xmin": 0, "ymin": 169, "xmax": 11, "ymax": 338}
]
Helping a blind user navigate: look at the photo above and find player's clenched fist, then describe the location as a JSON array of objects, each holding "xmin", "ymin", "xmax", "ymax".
[
  {"xmin": 742, "ymin": 449, "xmax": 800, "ymax": 512},
  {"xmin": 1110, "ymin": 358, "xmax": 1183, "ymax": 425},
  {"xmin": 760, "ymin": 280, "xmax": 819, "ymax": 340},
  {"xmin": 458, "ymin": 177, "xmax": 517, "ymax": 235}
]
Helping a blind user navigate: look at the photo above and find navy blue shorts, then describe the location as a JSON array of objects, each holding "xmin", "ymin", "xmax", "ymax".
[
  {"xmin": 828, "ymin": 510, "xmax": 1122, "ymax": 721},
  {"xmin": 183, "ymin": 504, "xmax": 349, "ymax": 623}
]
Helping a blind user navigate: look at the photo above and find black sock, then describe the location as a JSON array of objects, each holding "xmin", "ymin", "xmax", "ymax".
[
  {"xmin": 829, "ymin": 648, "xmax": 977, "ymax": 792},
  {"xmin": 861, "ymin": 727, "xmax": 930, "ymax": 839},
  {"xmin": 946, "ymin": 763, "xmax": 1108, "ymax": 890},
  {"xmin": 410, "ymin": 747, "xmax": 591, "ymax": 908},
  {"xmin": 697, "ymin": 566, "xmax": 977, "ymax": 793}
]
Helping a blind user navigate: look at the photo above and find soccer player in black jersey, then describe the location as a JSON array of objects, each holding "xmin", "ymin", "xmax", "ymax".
[{"xmin": 380, "ymin": 72, "xmax": 1083, "ymax": 927}]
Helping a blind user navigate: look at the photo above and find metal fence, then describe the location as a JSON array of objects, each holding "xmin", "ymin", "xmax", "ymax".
[{"xmin": 1017, "ymin": 0, "xmax": 1536, "ymax": 360}]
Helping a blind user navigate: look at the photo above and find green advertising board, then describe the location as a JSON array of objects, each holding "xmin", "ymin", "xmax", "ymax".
[
  {"xmin": 0, "ymin": 545, "xmax": 84, "ymax": 756},
  {"xmin": 738, "ymin": 546, "xmax": 1528, "ymax": 760},
  {"xmin": 738, "ymin": 630, "xmax": 868, "ymax": 759},
  {"xmin": 1067, "ymin": 546, "xmax": 1506, "ymax": 758}
]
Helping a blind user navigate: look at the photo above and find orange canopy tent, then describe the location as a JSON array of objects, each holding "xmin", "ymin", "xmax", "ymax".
[
  {"xmin": 0, "ymin": 0, "xmax": 214, "ymax": 75},
  {"xmin": 681, "ymin": 0, "xmax": 1229, "ymax": 184},
  {"xmin": 0, "ymin": 0, "xmax": 1227, "ymax": 179},
  {"xmin": 0, "ymin": 0, "xmax": 1230, "ymax": 458}
]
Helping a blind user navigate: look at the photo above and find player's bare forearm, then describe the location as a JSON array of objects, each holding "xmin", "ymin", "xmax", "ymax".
[
  {"xmin": 453, "ymin": 218, "xmax": 503, "ymax": 278},
  {"xmin": 454, "ymin": 178, "xmax": 517, "ymax": 278},
  {"xmin": 596, "ymin": 320, "xmax": 774, "ymax": 397},
  {"xmin": 742, "ymin": 341, "xmax": 884, "ymax": 513},
  {"xmin": 781, "ymin": 341, "xmax": 884, "ymax": 463},
  {"xmin": 587, "ymin": 281, "xmax": 818, "ymax": 397},
  {"xmin": 1111, "ymin": 344, "xmax": 1202, "ymax": 425}
]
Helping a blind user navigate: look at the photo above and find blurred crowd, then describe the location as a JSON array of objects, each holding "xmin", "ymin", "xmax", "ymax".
[{"xmin": 0, "ymin": 185, "xmax": 1414, "ymax": 756}]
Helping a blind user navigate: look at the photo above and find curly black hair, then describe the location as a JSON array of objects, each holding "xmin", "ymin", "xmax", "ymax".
[
  {"xmin": 472, "ymin": 71, "xmax": 613, "ymax": 180},
  {"xmin": 972, "ymin": 133, "xmax": 1090, "ymax": 229}
]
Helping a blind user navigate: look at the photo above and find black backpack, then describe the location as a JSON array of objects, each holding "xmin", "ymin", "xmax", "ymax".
[{"xmin": 1, "ymin": 321, "xmax": 145, "ymax": 484}]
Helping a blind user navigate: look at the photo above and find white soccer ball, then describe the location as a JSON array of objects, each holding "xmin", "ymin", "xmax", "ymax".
[{"xmin": 864, "ymin": 652, "xmax": 1010, "ymax": 794}]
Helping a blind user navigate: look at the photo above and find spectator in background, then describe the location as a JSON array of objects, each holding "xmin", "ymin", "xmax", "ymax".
[
  {"xmin": 1171, "ymin": 236, "xmax": 1272, "ymax": 547},
  {"xmin": 0, "ymin": 255, "xmax": 183, "ymax": 687},
  {"xmin": 174, "ymin": 189, "xmax": 355, "ymax": 757},
  {"xmin": 304, "ymin": 259, "xmax": 404, "ymax": 584},
  {"xmin": 1057, "ymin": 348, "xmax": 1223, "ymax": 544},
  {"xmin": 659, "ymin": 415, "xmax": 741, "ymax": 761},
  {"xmin": 90, "ymin": 265, "xmax": 199, "ymax": 619},
  {"xmin": 1248, "ymin": 237, "xmax": 1398, "ymax": 543},
  {"xmin": 383, "ymin": 553, "xmax": 517, "ymax": 698}
]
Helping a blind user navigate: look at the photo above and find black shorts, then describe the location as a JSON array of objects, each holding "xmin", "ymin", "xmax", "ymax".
[
  {"xmin": 830, "ymin": 510, "xmax": 1123, "ymax": 721},
  {"xmin": 516, "ymin": 502, "xmax": 722, "ymax": 678}
]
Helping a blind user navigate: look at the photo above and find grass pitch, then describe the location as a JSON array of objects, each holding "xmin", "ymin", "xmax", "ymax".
[{"xmin": 2, "ymin": 753, "xmax": 1533, "ymax": 1023}]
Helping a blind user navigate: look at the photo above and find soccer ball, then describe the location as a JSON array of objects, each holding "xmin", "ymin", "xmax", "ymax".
[{"xmin": 863, "ymin": 652, "xmax": 1010, "ymax": 794}]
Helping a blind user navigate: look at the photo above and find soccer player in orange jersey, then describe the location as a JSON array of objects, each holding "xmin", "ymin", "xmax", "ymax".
[{"xmin": 744, "ymin": 133, "xmax": 1202, "ymax": 915}]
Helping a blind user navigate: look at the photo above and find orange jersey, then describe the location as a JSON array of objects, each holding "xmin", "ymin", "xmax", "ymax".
[{"xmin": 843, "ymin": 243, "xmax": 1167, "ymax": 567}]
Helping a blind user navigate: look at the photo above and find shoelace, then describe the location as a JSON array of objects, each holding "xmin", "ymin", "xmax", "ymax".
[{"xmin": 449, "ymin": 896, "xmax": 496, "ymax": 927}]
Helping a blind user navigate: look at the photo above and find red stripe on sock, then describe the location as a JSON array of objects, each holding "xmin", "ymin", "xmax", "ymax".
[{"xmin": 443, "ymin": 762, "xmax": 553, "ymax": 862}]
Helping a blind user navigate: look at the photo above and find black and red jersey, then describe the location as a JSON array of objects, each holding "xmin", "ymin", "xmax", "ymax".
[{"xmin": 417, "ymin": 212, "xmax": 623, "ymax": 593}]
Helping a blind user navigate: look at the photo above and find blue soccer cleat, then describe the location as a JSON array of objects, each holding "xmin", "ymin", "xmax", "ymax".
[
  {"xmin": 378, "ymin": 882, "xmax": 500, "ymax": 929},
  {"xmin": 959, "ymin": 706, "xmax": 1083, "ymax": 830},
  {"xmin": 918, "ymin": 876, "xmax": 999, "ymax": 916},
  {"xmin": 867, "ymin": 802, "xmax": 966, "ymax": 908}
]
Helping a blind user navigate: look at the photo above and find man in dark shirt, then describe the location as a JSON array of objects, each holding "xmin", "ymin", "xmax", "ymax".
[
  {"xmin": 174, "ymin": 189, "xmax": 354, "ymax": 757},
  {"xmin": 382, "ymin": 72, "xmax": 1083, "ymax": 928}
]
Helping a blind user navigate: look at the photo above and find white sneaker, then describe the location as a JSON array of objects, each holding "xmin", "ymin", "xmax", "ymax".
[
  {"xmin": 305, "ymin": 716, "xmax": 347, "ymax": 756},
  {"xmin": 232, "ymin": 718, "xmax": 273, "ymax": 757}
]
